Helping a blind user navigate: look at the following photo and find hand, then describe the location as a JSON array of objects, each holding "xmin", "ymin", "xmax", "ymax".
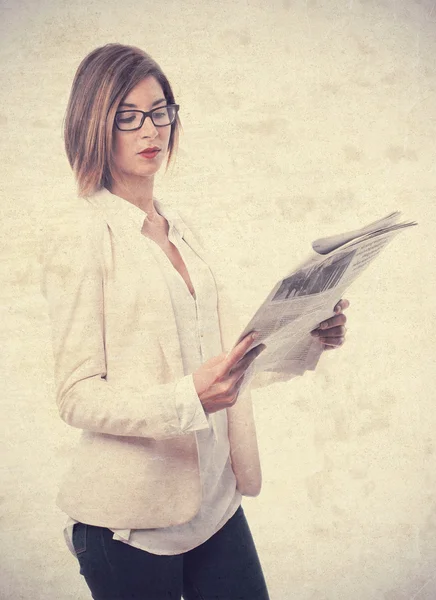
[
  {"xmin": 193, "ymin": 333, "xmax": 265, "ymax": 414},
  {"xmin": 310, "ymin": 298, "xmax": 350, "ymax": 351}
]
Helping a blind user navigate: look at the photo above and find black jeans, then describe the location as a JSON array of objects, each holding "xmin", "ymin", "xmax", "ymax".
[{"xmin": 72, "ymin": 504, "xmax": 270, "ymax": 600}]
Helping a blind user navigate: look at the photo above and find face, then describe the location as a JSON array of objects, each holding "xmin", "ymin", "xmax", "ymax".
[{"xmin": 111, "ymin": 76, "xmax": 172, "ymax": 186}]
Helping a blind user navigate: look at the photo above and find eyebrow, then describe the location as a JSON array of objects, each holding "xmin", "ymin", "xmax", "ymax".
[{"xmin": 119, "ymin": 97, "xmax": 167, "ymax": 109}]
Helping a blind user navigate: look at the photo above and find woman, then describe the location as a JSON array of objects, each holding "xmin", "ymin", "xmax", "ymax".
[{"xmin": 40, "ymin": 43, "xmax": 349, "ymax": 600}]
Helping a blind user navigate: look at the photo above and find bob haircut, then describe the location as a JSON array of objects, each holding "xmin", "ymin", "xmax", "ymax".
[{"xmin": 64, "ymin": 43, "xmax": 181, "ymax": 197}]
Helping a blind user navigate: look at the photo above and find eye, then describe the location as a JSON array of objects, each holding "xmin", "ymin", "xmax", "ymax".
[
  {"xmin": 152, "ymin": 107, "xmax": 169, "ymax": 119},
  {"xmin": 116, "ymin": 112, "xmax": 137, "ymax": 124}
]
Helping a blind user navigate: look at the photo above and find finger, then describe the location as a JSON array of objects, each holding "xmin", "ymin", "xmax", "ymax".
[
  {"xmin": 227, "ymin": 349, "xmax": 265, "ymax": 389},
  {"xmin": 212, "ymin": 367, "xmax": 248, "ymax": 402},
  {"xmin": 322, "ymin": 344, "xmax": 336, "ymax": 351},
  {"xmin": 334, "ymin": 298, "xmax": 350, "ymax": 313},
  {"xmin": 228, "ymin": 375, "xmax": 247, "ymax": 405},
  {"xmin": 226, "ymin": 371, "xmax": 248, "ymax": 402},
  {"xmin": 312, "ymin": 325, "xmax": 346, "ymax": 338},
  {"xmin": 231, "ymin": 344, "xmax": 266, "ymax": 373},
  {"xmin": 204, "ymin": 352, "xmax": 229, "ymax": 369},
  {"xmin": 319, "ymin": 336, "xmax": 345, "ymax": 347},
  {"xmin": 318, "ymin": 313, "xmax": 347, "ymax": 330},
  {"xmin": 215, "ymin": 377, "xmax": 241, "ymax": 399},
  {"xmin": 223, "ymin": 332, "xmax": 259, "ymax": 373},
  {"xmin": 209, "ymin": 344, "xmax": 260, "ymax": 397}
]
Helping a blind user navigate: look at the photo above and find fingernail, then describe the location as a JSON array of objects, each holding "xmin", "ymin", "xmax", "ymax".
[
  {"xmin": 251, "ymin": 332, "xmax": 258, "ymax": 339},
  {"xmin": 311, "ymin": 330, "xmax": 319, "ymax": 336}
]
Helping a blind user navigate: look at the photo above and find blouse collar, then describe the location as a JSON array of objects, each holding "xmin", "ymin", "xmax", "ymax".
[{"xmin": 85, "ymin": 187, "xmax": 187, "ymax": 237}]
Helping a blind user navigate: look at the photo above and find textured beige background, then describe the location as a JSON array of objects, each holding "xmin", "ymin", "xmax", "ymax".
[{"xmin": 1, "ymin": 0, "xmax": 436, "ymax": 598}]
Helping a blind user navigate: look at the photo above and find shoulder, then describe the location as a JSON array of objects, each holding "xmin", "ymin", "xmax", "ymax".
[
  {"xmin": 45, "ymin": 199, "xmax": 107, "ymax": 244},
  {"xmin": 39, "ymin": 198, "xmax": 108, "ymax": 270}
]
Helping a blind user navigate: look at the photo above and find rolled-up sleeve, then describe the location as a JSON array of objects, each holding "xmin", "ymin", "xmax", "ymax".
[{"xmin": 174, "ymin": 374, "xmax": 210, "ymax": 432}]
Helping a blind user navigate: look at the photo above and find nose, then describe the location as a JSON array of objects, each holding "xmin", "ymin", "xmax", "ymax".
[{"xmin": 140, "ymin": 115, "xmax": 158, "ymax": 138}]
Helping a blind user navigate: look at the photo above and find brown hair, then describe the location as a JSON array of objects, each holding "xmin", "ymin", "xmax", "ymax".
[{"xmin": 64, "ymin": 43, "xmax": 181, "ymax": 197}]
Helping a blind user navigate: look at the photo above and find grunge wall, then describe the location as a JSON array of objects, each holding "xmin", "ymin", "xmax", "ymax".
[{"xmin": 1, "ymin": 0, "xmax": 435, "ymax": 598}]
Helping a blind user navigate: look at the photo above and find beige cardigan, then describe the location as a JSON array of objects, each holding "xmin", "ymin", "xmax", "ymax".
[{"xmin": 40, "ymin": 188, "xmax": 265, "ymax": 530}]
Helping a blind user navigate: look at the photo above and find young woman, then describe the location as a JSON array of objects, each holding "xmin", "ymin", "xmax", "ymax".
[{"xmin": 40, "ymin": 43, "xmax": 349, "ymax": 600}]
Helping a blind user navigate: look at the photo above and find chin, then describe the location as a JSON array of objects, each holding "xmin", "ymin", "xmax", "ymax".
[{"xmin": 133, "ymin": 163, "xmax": 163, "ymax": 177}]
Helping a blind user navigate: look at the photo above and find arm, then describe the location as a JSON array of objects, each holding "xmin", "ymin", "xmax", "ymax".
[{"xmin": 40, "ymin": 213, "xmax": 209, "ymax": 440}]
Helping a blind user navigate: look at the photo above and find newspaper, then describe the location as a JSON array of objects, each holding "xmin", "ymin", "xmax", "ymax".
[{"xmin": 234, "ymin": 212, "xmax": 417, "ymax": 390}]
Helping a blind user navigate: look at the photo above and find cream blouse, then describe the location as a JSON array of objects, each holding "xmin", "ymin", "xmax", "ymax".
[{"xmin": 63, "ymin": 199, "xmax": 241, "ymax": 556}]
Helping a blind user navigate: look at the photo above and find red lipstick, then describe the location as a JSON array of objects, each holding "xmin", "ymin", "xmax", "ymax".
[{"xmin": 139, "ymin": 147, "xmax": 161, "ymax": 159}]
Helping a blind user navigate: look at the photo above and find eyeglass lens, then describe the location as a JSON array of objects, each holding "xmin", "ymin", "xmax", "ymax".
[{"xmin": 116, "ymin": 106, "xmax": 177, "ymax": 130}]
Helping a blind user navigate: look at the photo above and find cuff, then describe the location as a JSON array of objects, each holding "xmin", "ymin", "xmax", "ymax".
[{"xmin": 174, "ymin": 374, "xmax": 211, "ymax": 433}]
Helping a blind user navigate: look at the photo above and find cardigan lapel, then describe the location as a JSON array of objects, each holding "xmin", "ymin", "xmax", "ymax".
[{"xmin": 85, "ymin": 192, "xmax": 184, "ymax": 381}]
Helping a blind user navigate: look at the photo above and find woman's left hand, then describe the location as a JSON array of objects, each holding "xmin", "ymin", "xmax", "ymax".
[{"xmin": 310, "ymin": 298, "xmax": 350, "ymax": 351}]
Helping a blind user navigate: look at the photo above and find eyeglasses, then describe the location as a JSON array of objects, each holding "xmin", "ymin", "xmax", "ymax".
[{"xmin": 114, "ymin": 104, "xmax": 180, "ymax": 131}]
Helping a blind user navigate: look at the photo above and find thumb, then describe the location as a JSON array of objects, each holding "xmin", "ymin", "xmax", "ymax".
[{"xmin": 204, "ymin": 352, "xmax": 228, "ymax": 369}]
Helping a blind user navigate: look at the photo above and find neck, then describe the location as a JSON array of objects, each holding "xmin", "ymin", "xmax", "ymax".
[{"xmin": 109, "ymin": 176, "xmax": 160, "ymax": 221}]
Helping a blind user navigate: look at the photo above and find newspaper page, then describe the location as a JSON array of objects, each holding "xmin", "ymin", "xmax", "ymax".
[{"xmin": 234, "ymin": 212, "xmax": 417, "ymax": 392}]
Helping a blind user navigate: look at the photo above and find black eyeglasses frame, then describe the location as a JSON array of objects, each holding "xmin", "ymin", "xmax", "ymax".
[{"xmin": 114, "ymin": 104, "xmax": 180, "ymax": 131}]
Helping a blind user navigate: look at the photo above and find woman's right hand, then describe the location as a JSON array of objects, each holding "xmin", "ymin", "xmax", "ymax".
[{"xmin": 193, "ymin": 333, "xmax": 265, "ymax": 414}]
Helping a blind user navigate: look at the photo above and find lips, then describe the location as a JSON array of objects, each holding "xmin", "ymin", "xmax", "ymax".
[
  {"xmin": 139, "ymin": 150, "xmax": 160, "ymax": 159},
  {"xmin": 139, "ymin": 147, "xmax": 161, "ymax": 154}
]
